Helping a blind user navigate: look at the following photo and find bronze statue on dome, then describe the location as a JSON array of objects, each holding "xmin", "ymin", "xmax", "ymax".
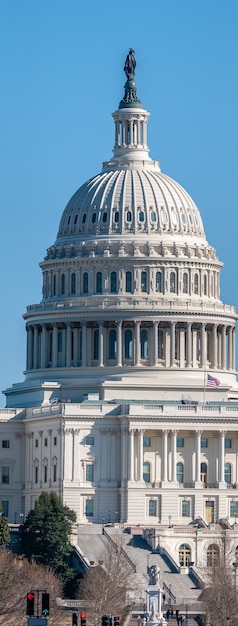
[{"xmin": 124, "ymin": 49, "xmax": 136, "ymax": 80}]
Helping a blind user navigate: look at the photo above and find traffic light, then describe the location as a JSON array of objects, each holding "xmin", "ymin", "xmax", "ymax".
[
  {"xmin": 113, "ymin": 617, "xmax": 120, "ymax": 626},
  {"xmin": 42, "ymin": 592, "xmax": 50, "ymax": 616},
  {"xmin": 26, "ymin": 592, "xmax": 35, "ymax": 616},
  {"xmin": 102, "ymin": 616, "xmax": 111, "ymax": 626},
  {"xmin": 72, "ymin": 613, "xmax": 78, "ymax": 626},
  {"xmin": 80, "ymin": 613, "xmax": 87, "ymax": 626}
]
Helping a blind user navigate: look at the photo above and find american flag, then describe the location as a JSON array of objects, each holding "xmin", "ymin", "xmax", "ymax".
[{"xmin": 207, "ymin": 374, "xmax": 220, "ymax": 388}]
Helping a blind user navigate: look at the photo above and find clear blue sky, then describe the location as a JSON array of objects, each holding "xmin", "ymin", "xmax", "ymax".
[{"xmin": 0, "ymin": 0, "xmax": 238, "ymax": 406}]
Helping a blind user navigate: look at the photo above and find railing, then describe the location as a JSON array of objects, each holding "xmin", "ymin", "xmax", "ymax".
[
  {"xmin": 163, "ymin": 581, "xmax": 176, "ymax": 604},
  {"xmin": 102, "ymin": 527, "xmax": 137, "ymax": 572}
]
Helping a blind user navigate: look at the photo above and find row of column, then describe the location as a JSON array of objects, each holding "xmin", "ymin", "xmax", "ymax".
[
  {"xmin": 129, "ymin": 429, "xmax": 230, "ymax": 485},
  {"xmin": 26, "ymin": 319, "xmax": 236, "ymax": 371}
]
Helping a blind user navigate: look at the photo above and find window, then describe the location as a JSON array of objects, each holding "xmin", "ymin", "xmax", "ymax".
[
  {"xmin": 150, "ymin": 211, "xmax": 157, "ymax": 223},
  {"xmin": 2, "ymin": 440, "xmax": 10, "ymax": 449},
  {"xmin": 86, "ymin": 464, "xmax": 94, "ymax": 482},
  {"xmin": 230, "ymin": 501, "xmax": 238, "ymax": 517},
  {"xmin": 156, "ymin": 271, "xmax": 163, "ymax": 293},
  {"xmin": 92, "ymin": 212, "xmax": 97, "ymax": 223},
  {"xmin": 109, "ymin": 329, "xmax": 117, "ymax": 360},
  {"xmin": 139, "ymin": 211, "xmax": 145, "ymax": 222},
  {"xmin": 143, "ymin": 461, "xmax": 151, "ymax": 483},
  {"xmin": 114, "ymin": 211, "xmax": 119, "ymax": 223},
  {"xmin": 182, "ymin": 500, "xmax": 190, "ymax": 517},
  {"xmin": 110, "ymin": 272, "xmax": 117, "ymax": 294},
  {"xmin": 179, "ymin": 544, "xmax": 191, "ymax": 567},
  {"xmin": 225, "ymin": 439, "xmax": 232, "ymax": 448},
  {"xmin": 61, "ymin": 273, "xmax": 65, "ymax": 295},
  {"xmin": 53, "ymin": 464, "xmax": 57, "ymax": 482},
  {"xmin": 82, "ymin": 213, "xmax": 87, "ymax": 224},
  {"xmin": 140, "ymin": 329, "xmax": 148, "ymax": 359},
  {"xmin": 143, "ymin": 438, "xmax": 151, "ymax": 447},
  {"xmin": 71, "ymin": 273, "xmax": 76, "ymax": 294},
  {"xmin": 2, "ymin": 467, "xmax": 9, "ymax": 484},
  {"xmin": 183, "ymin": 273, "xmax": 188, "ymax": 294},
  {"xmin": 126, "ymin": 210, "xmax": 132, "ymax": 222},
  {"xmin": 204, "ymin": 274, "xmax": 207, "ymax": 295},
  {"xmin": 86, "ymin": 436, "xmax": 94, "ymax": 445},
  {"xmin": 201, "ymin": 438, "xmax": 208, "ymax": 448},
  {"xmin": 35, "ymin": 439, "xmax": 39, "ymax": 448},
  {"xmin": 53, "ymin": 274, "xmax": 56, "ymax": 296},
  {"xmin": 170, "ymin": 272, "xmax": 176, "ymax": 293},
  {"xmin": 177, "ymin": 462, "xmax": 184, "ymax": 483},
  {"xmin": 207, "ymin": 544, "xmax": 219, "ymax": 567},
  {"xmin": 35, "ymin": 466, "xmax": 38, "ymax": 484},
  {"xmin": 126, "ymin": 271, "xmax": 132, "ymax": 293},
  {"xmin": 85, "ymin": 499, "xmax": 93, "ymax": 517},
  {"xmin": 177, "ymin": 438, "xmax": 184, "ymax": 448},
  {"xmin": 44, "ymin": 465, "xmax": 48, "ymax": 483},
  {"xmin": 124, "ymin": 329, "xmax": 133, "ymax": 359},
  {"xmin": 149, "ymin": 500, "xmax": 157, "ymax": 516},
  {"xmin": 102, "ymin": 212, "xmax": 107, "ymax": 223},
  {"xmin": 194, "ymin": 273, "xmax": 198, "ymax": 295},
  {"xmin": 44, "ymin": 438, "xmax": 48, "ymax": 447},
  {"xmin": 96, "ymin": 271, "xmax": 102, "ymax": 294},
  {"xmin": 74, "ymin": 214, "xmax": 78, "ymax": 225},
  {"xmin": 225, "ymin": 463, "xmax": 232, "ymax": 484},
  {"xmin": 141, "ymin": 271, "xmax": 147, "ymax": 293},
  {"xmin": 58, "ymin": 331, "xmax": 62, "ymax": 353},
  {"xmin": 53, "ymin": 437, "xmax": 57, "ymax": 446},
  {"xmin": 1, "ymin": 501, "xmax": 9, "ymax": 517},
  {"xmin": 83, "ymin": 272, "xmax": 88, "ymax": 294},
  {"xmin": 158, "ymin": 329, "xmax": 164, "ymax": 359}
]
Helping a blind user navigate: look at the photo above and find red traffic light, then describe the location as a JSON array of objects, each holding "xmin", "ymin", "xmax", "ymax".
[
  {"xmin": 26, "ymin": 592, "xmax": 35, "ymax": 616},
  {"xmin": 27, "ymin": 593, "xmax": 35, "ymax": 600},
  {"xmin": 80, "ymin": 613, "xmax": 87, "ymax": 626},
  {"xmin": 80, "ymin": 615, "xmax": 86, "ymax": 619}
]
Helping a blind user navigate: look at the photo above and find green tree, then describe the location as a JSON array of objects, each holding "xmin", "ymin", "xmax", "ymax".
[
  {"xmin": 0, "ymin": 505, "xmax": 10, "ymax": 548},
  {"xmin": 21, "ymin": 492, "xmax": 77, "ymax": 592}
]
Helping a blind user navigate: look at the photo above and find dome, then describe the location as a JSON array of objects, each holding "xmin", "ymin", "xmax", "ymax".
[{"xmin": 56, "ymin": 168, "xmax": 206, "ymax": 245}]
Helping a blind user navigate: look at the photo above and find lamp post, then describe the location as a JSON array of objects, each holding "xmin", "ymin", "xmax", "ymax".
[
  {"xmin": 108, "ymin": 510, "xmax": 111, "ymax": 523},
  {"xmin": 168, "ymin": 515, "xmax": 172, "ymax": 528}
]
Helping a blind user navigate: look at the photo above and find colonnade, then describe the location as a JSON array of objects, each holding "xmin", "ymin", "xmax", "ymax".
[{"xmin": 26, "ymin": 319, "xmax": 236, "ymax": 372}]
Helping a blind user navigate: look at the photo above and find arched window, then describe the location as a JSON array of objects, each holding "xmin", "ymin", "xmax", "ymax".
[
  {"xmin": 82, "ymin": 213, "xmax": 87, "ymax": 224},
  {"xmin": 140, "ymin": 329, "xmax": 148, "ymax": 359},
  {"xmin": 96, "ymin": 271, "xmax": 102, "ymax": 294},
  {"xmin": 156, "ymin": 271, "xmax": 163, "ymax": 293},
  {"xmin": 126, "ymin": 271, "xmax": 133, "ymax": 293},
  {"xmin": 61, "ymin": 273, "xmax": 65, "ymax": 295},
  {"xmin": 71, "ymin": 273, "xmax": 76, "ymax": 294},
  {"xmin": 183, "ymin": 273, "xmax": 188, "ymax": 294},
  {"xmin": 124, "ymin": 329, "xmax": 133, "ymax": 359},
  {"xmin": 204, "ymin": 274, "xmax": 207, "ymax": 295},
  {"xmin": 139, "ymin": 211, "xmax": 145, "ymax": 222},
  {"xmin": 110, "ymin": 272, "xmax": 117, "ymax": 294},
  {"xmin": 114, "ymin": 211, "xmax": 119, "ymax": 223},
  {"xmin": 177, "ymin": 462, "xmax": 184, "ymax": 484},
  {"xmin": 83, "ymin": 272, "xmax": 88, "ymax": 294},
  {"xmin": 141, "ymin": 271, "xmax": 147, "ymax": 293},
  {"xmin": 93, "ymin": 329, "xmax": 99, "ymax": 360},
  {"xmin": 225, "ymin": 462, "xmax": 232, "ymax": 484},
  {"xmin": 126, "ymin": 210, "xmax": 132, "ymax": 223},
  {"xmin": 102, "ymin": 212, "xmax": 107, "ymax": 223},
  {"xmin": 207, "ymin": 544, "xmax": 219, "ymax": 567},
  {"xmin": 158, "ymin": 329, "xmax": 164, "ymax": 359},
  {"xmin": 194, "ymin": 273, "xmax": 199, "ymax": 294},
  {"xmin": 108, "ymin": 329, "xmax": 117, "ymax": 360},
  {"xmin": 92, "ymin": 212, "xmax": 97, "ymax": 223},
  {"xmin": 53, "ymin": 274, "xmax": 56, "ymax": 296},
  {"xmin": 179, "ymin": 544, "xmax": 191, "ymax": 567},
  {"xmin": 143, "ymin": 461, "xmax": 151, "ymax": 483},
  {"xmin": 201, "ymin": 462, "xmax": 208, "ymax": 486},
  {"xmin": 170, "ymin": 272, "xmax": 176, "ymax": 293}
]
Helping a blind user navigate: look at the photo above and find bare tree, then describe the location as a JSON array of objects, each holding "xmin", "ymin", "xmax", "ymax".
[
  {"xmin": 78, "ymin": 537, "xmax": 137, "ymax": 626},
  {"xmin": 201, "ymin": 532, "xmax": 238, "ymax": 626}
]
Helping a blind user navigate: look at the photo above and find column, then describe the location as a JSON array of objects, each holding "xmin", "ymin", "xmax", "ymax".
[
  {"xmin": 180, "ymin": 329, "xmax": 185, "ymax": 368},
  {"xmin": 232, "ymin": 327, "xmax": 236, "ymax": 371},
  {"xmin": 52, "ymin": 325, "xmax": 58, "ymax": 368},
  {"xmin": 116, "ymin": 321, "xmax": 122, "ymax": 366},
  {"xmin": 171, "ymin": 430, "xmax": 178, "ymax": 483},
  {"xmin": 135, "ymin": 321, "xmax": 141, "ymax": 366},
  {"xmin": 222, "ymin": 325, "xmax": 227, "ymax": 370},
  {"xmin": 41, "ymin": 325, "xmax": 47, "ymax": 369},
  {"xmin": 212, "ymin": 324, "xmax": 217, "ymax": 369},
  {"xmin": 170, "ymin": 322, "xmax": 176, "ymax": 367},
  {"xmin": 27, "ymin": 326, "xmax": 34, "ymax": 370},
  {"xmin": 81, "ymin": 323, "xmax": 87, "ymax": 368},
  {"xmin": 129, "ymin": 429, "xmax": 135, "ymax": 481},
  {"xmin": 192, "ymin": 329, "xmax": 198, "ymax": 367},
  {"xmin": 66, "ymin": 324, "xmax": 72, "ymax": 367},
  {"xmin": 138, "ymin": 429, "xmax": 144, "ymax": 482},
  {"xmin": 195, "ymin": 431, "xmax": 202, "ymax": 485},
  {"xmin": 99, "ymin": 324, "xmax": 104, "ymax": 367},
  {"xmin": 33, "ymin": 325, "xmax": 38, "ymax": 370},
  {"xmin": 153, "ymin": 322, "xmax": 158, "ymax": 366},
  {"xmin": 219, "ymin": 431, "xmax": 226, "ymax": 483},
  {"xmin": 200, "ymin": 323, "xmax": 206, "ymax": 369},
  {"xmin": 73, "ymin": 326, "xmax": 79, "ymax": 367},
  {"xmin": 162, "ymin": 430, "xmax": 168, "ymax": 482}
]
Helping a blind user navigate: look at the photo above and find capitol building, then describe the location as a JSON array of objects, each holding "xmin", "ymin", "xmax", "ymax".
[{"xmin": 1, "ymin": 50, "xmax": 238, "ymax": 568}]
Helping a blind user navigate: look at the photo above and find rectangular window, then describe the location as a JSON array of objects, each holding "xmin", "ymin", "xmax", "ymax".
[
  {"xmin": 177, "ymin": 438, "xmax": 184, "ymax": 448},
  {"xmin": 35, "ymin": 466, "xmax": 38, "ymax": 484},
  {"xmin": 85, "ymin": 499, "xmax": 93, "ymax": 517},
  {"xmin": 53, "ymin": 437, "xmax": 57, "ymax": 446},
  {"xmin": 44, "ymin": 438, "xmax": 48, "ymax": 447},
  {"xmin": 182, "ymin": 500, "xmax": 190, "ymax": 517},
  {"xmin": 35, "ymin": 439, "xmax": 39, "ymax": 448},
  {"xmin": 86, "ymin": 464, "xmax": 94, "ymax": 482},
  {"xmin": 53, "ymin": 465, "xmax": 57, "ymax": 482},
  {"xmin": 86, "ymin": 436, "xmax": 94, "ymax": 445},
  {"xmin": 230, "ymin": 501, "xmax": 238, "ymax": 517},
  {"xmin": 143, "ymin": 437, "xmax": 151, "ymax": 447},
  {"xmin": 225, "ymin": 439, "xmax": 232, "ymax": 448},
  {"xmin": 149, "ymin": 500, "xmax": 157, "ymax": 517},
  {"xmin": 2, "ymin": 467, "xmax": 10, "ymax": 484},
  {"xmin": 44, "ymin": 466, "xmax": 47, "ymax": 483},
  {"xmin": 1, "ymin": 501, "xmax": 9, "ymax": 517},
  {"xmin": 201, "ymin": 438, "xmax": 208, "ymax": 448},
  {"xmin": 2, "ymin": 440, "xmax": 10, "ymax": 449}
]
